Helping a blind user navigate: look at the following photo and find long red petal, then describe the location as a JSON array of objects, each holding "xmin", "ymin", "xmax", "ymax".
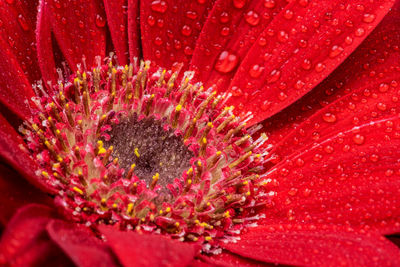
[
  {"xmin": 0, "ymin": 204, "xmax": 72, "ymax": 266},
  {"xmin": 47, "ymin": 220, "xmax": 119, "ymax": 267},
  {"xmin": 127, "ymin": 0, "xmax": 140, "ymax": 62},
  {"xmin": 190, "ymin": 0, "xmax": 288, "ymax": 89},
  {"xmin": 99, "ymin": 225, "xmax": 199, "ymax": 267},
  {"xmin": 0, "ymin": 164, "xmax": 52, "ymax": 227},
  {"xmin": 104, "ymin": 0, "xmax": 129, "ymax": 65},
  {"xmin": 222, "ymin": 225, "xmax": 400, "ymax": 267},
  {"xmin": 36, "ymin": 0, "xmax": 58, "ymax": 84},
  {"xmin": 0, "ymin": 35, "xmax": 33, "ymax": 119},
  {"xmin": 263, "ymin": 1, "xmax": 400, "ymax": 146},
  {"xmin": 0, "ymin": 113, "xmax": 55, "ymax": 194},
  {"xmin": 0, "ymin": 1, "xmax": 41, "ymax": 84},
  {"xmin": 43, "ymin": 0, "xmax": 107, "ymax": 71},
  {"xmin": 226, "ymin": 0, "xmax": 395, "ymax": 125},
  {"xmin": 140, "ymin": 0, "xmax": 216, "ymax": 69}
]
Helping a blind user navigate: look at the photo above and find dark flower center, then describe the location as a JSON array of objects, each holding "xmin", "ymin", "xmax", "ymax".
[{"xmin": 104, "ymin": 114, "xmax": 193, "ymax": 188}]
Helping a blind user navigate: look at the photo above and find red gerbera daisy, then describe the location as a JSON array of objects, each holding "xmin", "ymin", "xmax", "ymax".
[{"xmin": 0, "ymin": 0, "xmax": 400, "ymax": 266}]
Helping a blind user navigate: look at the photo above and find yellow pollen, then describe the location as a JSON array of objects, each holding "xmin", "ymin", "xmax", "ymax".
[
  {"xmin": 73, "ymin": 187, "xmax": 83, "ymax": 195},
  {"xmin": 41, "ymin": 171, "xmax": 49, "ymax": 178},
  {"xmin": 134, "ymin": 147, "xmax": 140, "ymax": 157},
  {"xmin": 175, "ymin": 104, "xmax": 182, "ymax": 112},
  {"xmin": 112, "ymin": 203, "xmax": 118, "ymax": 209},
  {"xmin": 165, "ymin": 207, "xmax": 171, "ymax": 212},
  {"xmin": 205, "ymin": 236, "xmax": 212, "ymax": 241}
]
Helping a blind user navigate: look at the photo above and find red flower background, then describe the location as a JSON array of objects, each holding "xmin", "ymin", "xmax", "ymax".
[{"xmin": 0, "ymin": 0, "xmax": 400, "ymax": 266}]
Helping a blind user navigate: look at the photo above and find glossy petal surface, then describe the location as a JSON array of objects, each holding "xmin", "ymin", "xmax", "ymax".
[
  {"xmin": 47, "ymin": 220, "xmax": 119, "ymax": 267},
  {"xmin": 0, "ymin": 204, "xmax": 73, "ymax": 266},
  {"xmin": 100, "ymin": 226, "xmax": 198, "ymax": 267},
  {"xmin": 43, "ymin": 0, "xmax": 107, "ymax": 70},
  {"xmin": 140, "ymin": 0, "xmax": 215, "ymax": 69},
  {"xmin": 0, "ymin": 164, "xmax": 52, "ymax": 227},
  {"xmin": 226, "ymin": 0, "xmax": 395, "ymax": 125},
  {"xmin": 222, "ymin": 225, "xmax": 400, "ymax": 267},
  {"xmin": 104, "ymin": 0, "xmax": 129, "ymax": 65}
]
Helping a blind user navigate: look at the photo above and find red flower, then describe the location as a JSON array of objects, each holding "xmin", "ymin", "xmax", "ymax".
[{"xmin": 1, "ymin": 0, "xmax": 400, "ymax": 266}]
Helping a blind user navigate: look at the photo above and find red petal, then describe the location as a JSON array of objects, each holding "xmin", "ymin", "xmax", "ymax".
[
  {"xmin": 263, "ymin": 1, "xmax": 400, "ymax": 146},
  {"xmin": 140, "ymin": 0, "xmax": 215, "ymax": 69},
  {"xmin": 127, "ymin": 0, "xmax": 140, "ymax": 62},
  {"xmin": 36, "ymin": 0, "xmax": 58, "ymax": 83},
  {"xmin": 0, "ymin": 35, "xmax": 33, "ymax": 119},
  {"xmin": 0, "ymin": 113, "xmax": 55, "ymax": 193},
  {"xmin": 0, "ymin": 164, "xmax": 52, "ymax": 227},
  {"xmin": 260, "ymin": 114, "xmax": 400, "ymax": 233},
  {"xmin": 222, "ymin": 225, "xmax": 400, "ymax": 267},
  {"xmin": 104, "ymin": 0, "xmax": 129, "ymax": 65},
  {"xmin": 201, "ymin": 251, "xmax": 271, "ymax": 267},
  {"xmin": 47, "ymin": 220, "xmax": 119, "ymax": 267},
  {"xmin": 0, "ymin": 1, "xmax": 41, "ymax": 84},
  {"xmin": 99, "ymin": 225, "xmax": 199, "ymax": 267},
  {"xmin": 44, "ymin": 0, "xmax": 107, "ymax": 71},
  {"xmin": 190, "ymin": 0, "xmax": 288, "ymax": 89},
  {"xmin": 0, "ymin": 204, "xmax": 52, "ymax": 262},
  {"xmin": 225, "ymin": 0, "xmax": 395, "ymax": 125}
]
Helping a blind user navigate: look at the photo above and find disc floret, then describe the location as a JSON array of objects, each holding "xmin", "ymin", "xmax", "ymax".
[{"xmin": 22, "ymin": 58, "xmax": 271, "ymax": 249}]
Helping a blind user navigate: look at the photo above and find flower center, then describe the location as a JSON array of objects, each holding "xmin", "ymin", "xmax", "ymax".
[
  {"xmin": 104, "ymin": 115, "xmax": 193, "ymax": 189},
  {"xmin": 22, "ymin": 58, "xmax": 271, "ymax": 250}
]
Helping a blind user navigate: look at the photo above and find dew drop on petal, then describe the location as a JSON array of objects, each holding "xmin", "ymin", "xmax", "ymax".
[
  {"xmin": 181, "ymin": 25, "xmax": 192, "ymax": 36},
  {"xmin": 315, "ymin": 62, "xmax": 326, "ymax": 72},
  {"xmin": 264, "ymin": 0, "xmax": 275, "ymax": 8},
  {"xmin": 267, "ymin": 69, "xmax": 281, "ymax": 83},
  {"xmin": 151, "ymin": 0, "xmax": 168, "ymax": 13},
  {"xmin": 6, "ymin": 0, "xmax": 14, "ymax": 4},
  {"xmin": 353, "ymin": 134, "xmax": 365, "ymax": 145},
  {"xmin": 245, "ymin": 11, "xmax": 260, "ymax": 26},
  {"xmin": 233, "ymin": 0, "xmax": 246, "ymax": 9},
  {"xmin": 17, "ymin": 14, "xmax": 29, "ymax": 31},
  {"xmin": 322, "ymin": 112, "xmax": 337, "ymax": 123},
  {"xmin": 214, "ymin": 51, "xmax": 239, "ymax": 73},
  {"xmin": 363, "ymin": 13, "xmax": 375, "ymax": 23},
  {"xmin": 95, "ymin": 14, "xmax": 106, "ymax": 28},
  {"xmin": 186, "ymin": 11, "xmax": 198, "ymax": 20},
  {"xmin": 329, "ymin": 45, "xmax": 344, "ymax": 58},
  {"xmin": 249, "ymin": 64, "xmax": 264, "ymax": 78}
]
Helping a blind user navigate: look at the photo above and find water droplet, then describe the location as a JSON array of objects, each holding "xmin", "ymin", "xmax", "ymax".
[
  {"xmin": 329, "ymin": 45, "xmax": 344, "ymax": 58},
  {"xmin": 258, "ymin": 37, "xmax": 267, "ymax": 46},
  {"xmin": 220, "ymin": 27, "xmax": 230, "ymax": 36},
  {"xmin": 184, "ymin": 46, "xmax": 193, "ymax": 56},
  {"xmin": 186, "ymin": 11, "xmax": 198, "ymax": 20},
  {"xmin": 17, "ymin": 14, "xmax": 29, "ymax": 31},
  {"xmin": 181, "ymin": 25, "xmax": 192, "ymax": 36},
  {"xmin": 214, "ymin": 51, "xmax": 239, "ymax": 73},
  {"xmin": 376, "ymin": 102, "xmax": 387, "ymax": 111},
  {"xmin": 353, "ymin": 134, "xmax": 365, "ymax": 145},
  {"xmin": 315, "ymin": 63, "xmax": 326, "ymax": 72},
  {"xmin": 278, "ymin": 91, "xmax": 287, "ymax": 101},
  {"xmin": 355, "ymin": 27, "xmax": 365, "ymax": 37},
  {"xmin": 322, "ymin": 112, "xmax": 337, "ymax": 123},
  {"xmin": 261, "ymin": 100, "xmax": 271, "ymax": 111},
  {"xmin": 154, "ymin": 37, "xmax": 163, "ymax": 46},
  {"xmin": 298, "ymin": 0, "xmax": 308, "ymax": 7},
  {"xmin": 95, "ymin": 14, "xmax": 106, "ymax": 28},
  {"xmin": 344, "ymin": 36, "xmax": 353, "ymax": 45},
  {"xmin": 294, "ymin": 80, "xmax": 305, "ymax": 90},
  {"xmin": 78, "ymin": 20, "xmax": 84, "ymax": 29},
  {"xmin": 385, "ymin": 169, "xmax": 394, "ymax": 176},
  {"xmin": 219, "ymin": 12, "xmax": 230, "ymax": 23},
  {"xmin": 264, "ymin": 0, "xmax": 275, "ymax": 8},
  {"xmin": 197, "ymin": 0, "xmax": 206, "ymax": 4},
  {"xmin": 147, "ymin": 16, "xmax": 156, "ymax": 26},
  {"xmin": 301, "ymin": 59, "xmax": 311, "ymax": 70},
  {"xmin": 379, "ymin": 83, "xmax": 389, "ymax": 92},
  {"xmin": 233, "ymin": 0, "xmax": 246, "ymax": 9},
  {"xmin": 267, "ymin": 69, "xmax": 281, "ymax": 83},
  {"xmin": 324, "ymin": 145, "xmax": 334, "ymax": 153},
  {"xmin": 370, "ymin": 154, "xmax": 379, "ymax": 162},
  {"xmin": 284, "ymin": 10, "xmax": 293, "ymax": 20},
  {"xmin": 249, "ymin": 64, "xmax": 264, "ymax": 78},
  {"xmin": 151, "ymin": 0, "xmax": 168, "ymax": 13},
  {"xmin": 363, "ymin": 13, "xmax": 375, "ymax": 23},
  {"xmin": 277, "ymin": 30, "xmax": 289, "ymax": 43},
  {"xmin": 53, "ymin": 0, "xmax": 61, "ymax": 8},
  {"xmin": 245, "ymin": 11, "xmax": 260, "ymax": 26}
]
